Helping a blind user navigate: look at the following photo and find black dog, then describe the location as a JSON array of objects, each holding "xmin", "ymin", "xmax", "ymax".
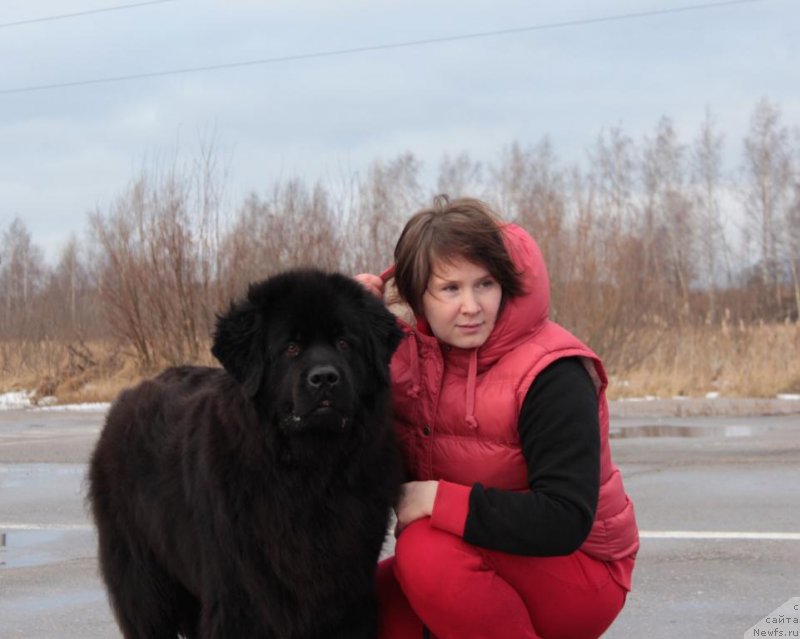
[{"xmin": 88, "ymin": 269, "xmax": 403, "ymax": 638}]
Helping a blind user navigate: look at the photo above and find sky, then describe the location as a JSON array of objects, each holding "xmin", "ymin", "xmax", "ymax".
[{"xmin": 0, "ymin": 0, "xmax": 797, "ymax": 261}]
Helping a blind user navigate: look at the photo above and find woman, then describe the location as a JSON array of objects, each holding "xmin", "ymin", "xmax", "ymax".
[{"xmin": 356, "ymin": 196, "xmax": 638, "ymax": 639}]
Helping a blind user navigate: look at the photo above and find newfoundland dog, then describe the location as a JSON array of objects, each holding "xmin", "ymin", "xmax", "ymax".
[{"xmin": 88, "ymin": 269, "xmax": 403, "ymax": 638}]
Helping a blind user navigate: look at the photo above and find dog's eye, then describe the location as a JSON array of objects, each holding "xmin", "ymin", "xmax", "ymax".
[
  {"xmin": 336, "ymin": 339, "xmax": 350, "ymax": 352},
  {"xmin": 286, "ymin": 342, "xmax": 301, "ymax": 357}
]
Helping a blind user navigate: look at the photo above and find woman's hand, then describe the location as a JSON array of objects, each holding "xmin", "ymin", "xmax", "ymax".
[
  {"xmin": 394, "ymin": 480, "xmax": 439, "ymax": 536},
  {"xmin": 353, "ymin": 273, "xmax": 385, "ymax": 299}
]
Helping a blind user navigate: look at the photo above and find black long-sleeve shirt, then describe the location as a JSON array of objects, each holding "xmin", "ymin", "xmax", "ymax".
[{"xmin": 463, "ymin": 357, "xmax": 600, "ymax": 556}]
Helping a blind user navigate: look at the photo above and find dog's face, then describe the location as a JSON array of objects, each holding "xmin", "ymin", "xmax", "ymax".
[{"xmin": 212, "ymin": 270, "xmax": 402, "ymax": 439}]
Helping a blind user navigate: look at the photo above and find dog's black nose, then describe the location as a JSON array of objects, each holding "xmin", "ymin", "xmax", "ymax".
[{"xmin": 307, "ymin": 365, "xmax": 340, "ymax": 389}]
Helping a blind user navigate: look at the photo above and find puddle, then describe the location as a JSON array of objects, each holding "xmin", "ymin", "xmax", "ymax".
[
  {"xmin": 0, "ymin": 463, "xmax": 85, "ymax": 485},
  {"xmin": 609, "ymin": 424, "xmax": 759, "ymax": 439},
  {"xmin": 0, "ymin": 464, "xmax": 87, "ymax": 510},
  {"xmin": 0, "ymin": 527, "xmax": 95, "ymax": 568},
  {"xmin": 6, "ymin": 587, "xmax": 106, "ymax": 614}
]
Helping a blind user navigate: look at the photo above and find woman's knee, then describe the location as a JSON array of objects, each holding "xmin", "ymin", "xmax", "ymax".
[{"xmin": 394, "ymin": 519, "xmax": 483, "ymax": 603}]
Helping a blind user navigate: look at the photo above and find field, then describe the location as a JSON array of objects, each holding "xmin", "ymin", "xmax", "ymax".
[
  {"xmin": 1, "ymin": 322, "xmax": 797, "ymax": 405},
  {"xmin": 608, "ymin": 322, "xmax": 800, "ymax": 399}
]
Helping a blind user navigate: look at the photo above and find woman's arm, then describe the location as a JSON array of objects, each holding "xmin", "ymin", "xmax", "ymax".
[{"xmin": 394, "ymin": 480, "xmax": 438, "ymax": 536}]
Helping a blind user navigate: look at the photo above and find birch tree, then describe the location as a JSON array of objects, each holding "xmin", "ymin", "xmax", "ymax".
[
  {"xmin": 742, "ymin": 98, "xmax": 792, "ymax": 318},
  {"xmin": 691, "ymin": 110, "xmax": 727, "ymax": 322}
]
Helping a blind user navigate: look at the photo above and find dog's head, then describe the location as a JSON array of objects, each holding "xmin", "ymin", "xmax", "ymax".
[{"xmin": 212, "ymin": 269, "xmax": 402, "ymax": 439}]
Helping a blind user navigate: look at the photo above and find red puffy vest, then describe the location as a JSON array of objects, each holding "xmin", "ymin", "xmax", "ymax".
[{"xmin": 389, "ymin": 224, "xmax": 639, "ymax": 564}]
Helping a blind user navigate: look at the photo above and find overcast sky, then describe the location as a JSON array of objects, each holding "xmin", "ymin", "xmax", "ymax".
[{"xmin": 0, "ymin": 0, "xmax": 797, "ymax": 261}]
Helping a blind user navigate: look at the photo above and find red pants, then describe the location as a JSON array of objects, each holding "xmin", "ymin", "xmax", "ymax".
[{"xmin": 378, "ymin": 519, "xmax": 626, "ymax": 639}]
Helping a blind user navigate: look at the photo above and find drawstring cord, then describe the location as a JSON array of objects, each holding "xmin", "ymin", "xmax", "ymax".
[
  {"xmin": 406, "ymin": 335, "xmax": 420, "ymax": 398},
  {"xmin": 465, "ymin": 349, "xmax": 478, "ymax": 430}
]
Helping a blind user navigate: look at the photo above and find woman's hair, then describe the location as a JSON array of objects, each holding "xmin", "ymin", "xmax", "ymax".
[{"xmin": 393, "ymin": 195, "xmax": 524, "ymax": 315}]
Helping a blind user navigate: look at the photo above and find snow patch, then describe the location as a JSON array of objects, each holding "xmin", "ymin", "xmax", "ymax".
[
  {"xmin": 0, "ymin": 390, "xmax": 109, "ymax": 412},
  {"xmin": 34, "ymin": 402, "xmax": 111, "ymax": 412},
  {"xmin": 0, "ymin": 390, "xmax": 34, "ymax": 410}
]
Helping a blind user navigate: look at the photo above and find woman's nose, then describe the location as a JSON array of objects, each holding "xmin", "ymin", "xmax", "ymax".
[{"xmin": 460, "ymin": 291, "xmax": 480, "ymax": 314}]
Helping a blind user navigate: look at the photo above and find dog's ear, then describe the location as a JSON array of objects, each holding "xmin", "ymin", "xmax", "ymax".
[
  {"xmin": 359, "ymin": 292, "xmax": 403, "ymax": 385},
  {"xmin": 211, "ymin": 301, "xmax": 265, "ymax": 398}
]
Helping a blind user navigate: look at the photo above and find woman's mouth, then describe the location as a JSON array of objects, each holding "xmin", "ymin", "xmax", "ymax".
[{"xmin": 457, "ymin": 323, "xmax": 483, "ymax": 333}]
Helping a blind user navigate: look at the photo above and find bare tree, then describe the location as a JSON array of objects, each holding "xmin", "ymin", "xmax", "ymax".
[
  {"xmin": 691, "ymin": 110, "xmax": 728, "ymax": 322},
  {"xmin": 586, "ymin": 127, "xmax": 642, "ymax": 308},
  {"xmin": 575, "ymin": 135, "xmax": 662, "ymax": 369},
  {"xmin": 437, "ymin": 152, "xmax": 485, "ymax": 199},
  {"xmin": 89, "ymin": 147, "xmax": 228, "ymax": 368},
  {"xmin": 786, "ymin": 161, "xmax": 800, "ymax": 323},
  {"xmin": 37, "ymin": 236, "xmax": 101, "ymax": 338},
  {"xmin": 0, "ymin": 218, "xmax": 45, "ymax": 339},
  {"xmin": 493, "ymin": 139, "xmax": 567, "ymax": 288},
  {"xmin": 219, "ymin": 178, "xmax": 344, "ymax": 298},
  {"xmin": 345, "ymin": 152, "xmax": 424, "ymax": 274},
  {"xmin": 90, "ymin": 183, "xmax": 154, "ymax": 366},
  {"xmin": 642, "ymin": 117, "xmax": 695, "ymax": 319},
  {"xmin": 591, "ymin": 127, "xmax": 638, "ymax": 226},
  {"xmin": 742, "ymin": 98, "xmax": 792, "ymax": 318}
]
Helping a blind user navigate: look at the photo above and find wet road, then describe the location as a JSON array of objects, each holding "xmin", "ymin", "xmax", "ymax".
[
  {"xmin": 1, "ymin": 402, "xmax": 798, "ymax": 638},
  {"xmin": 0, "ymin": 408, "xmax": 114, "ymax": 639}
]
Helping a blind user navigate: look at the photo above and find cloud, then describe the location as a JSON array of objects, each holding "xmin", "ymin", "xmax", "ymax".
[{"xmin": 0, "ymin": 0, "xmax": 797, "ymax": 260}]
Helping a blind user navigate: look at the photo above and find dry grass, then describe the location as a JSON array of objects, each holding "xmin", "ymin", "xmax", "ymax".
[
  {"xmin": 0, "ymin": 339, "xmax": 215, "ymax": 405},
  {"xmin": 607, "ymin": 322, "xmax": 800, "ymax": 399},
  {"xmin": 0, "ymin": 323, "xmax": 798, "ymax": 404}
]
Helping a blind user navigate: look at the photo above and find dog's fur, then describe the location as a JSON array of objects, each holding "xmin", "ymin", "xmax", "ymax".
[{"xmin": 88, "ymin": 269, "xmax": 403, "ymax": 638}]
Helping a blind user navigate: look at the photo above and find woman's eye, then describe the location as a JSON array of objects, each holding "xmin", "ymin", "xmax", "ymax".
[{"xmin": 286, "ymin": 342, "xmax": 301, "ymax": 357}]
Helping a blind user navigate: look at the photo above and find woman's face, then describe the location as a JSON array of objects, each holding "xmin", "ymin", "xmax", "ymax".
[{"xmin": 422, "ymin": 256, "xmax": 502, "ymax": 349}]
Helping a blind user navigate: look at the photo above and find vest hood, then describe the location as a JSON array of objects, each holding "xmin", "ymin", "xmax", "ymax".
[
  {"xmin": 384, "ymin": 223, "xmax": 551, "ymax": 429},
  {"xmin": 389, "ymin": 223, "xmax": 551, "ymax": 361},
  {"xmin": 481, "ymin": 223, "xmax": 551, "ymax": 363}
]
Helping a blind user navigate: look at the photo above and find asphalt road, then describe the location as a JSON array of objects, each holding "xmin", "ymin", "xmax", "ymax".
[{"xmin": 1, "ymin": 400, "xmax": 798, "ymax": 638}]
